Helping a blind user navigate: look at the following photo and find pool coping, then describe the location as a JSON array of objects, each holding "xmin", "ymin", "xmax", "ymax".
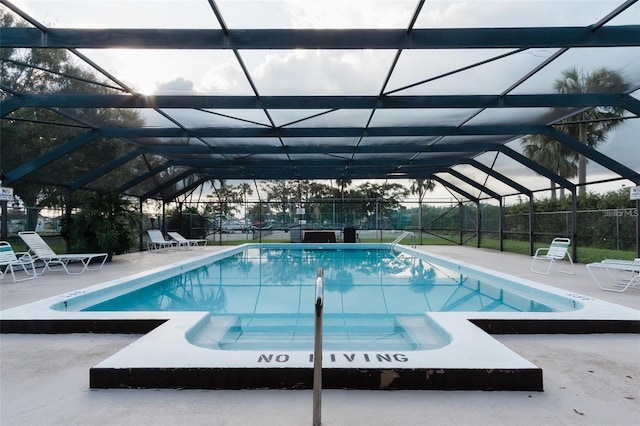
[{"xmin": 2, "ymin": 243, "xmax": 639, "ymax": 391}]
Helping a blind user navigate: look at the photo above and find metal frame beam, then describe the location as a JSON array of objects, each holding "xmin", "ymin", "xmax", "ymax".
[
  {"xmin": 2, "ymin": 130, "xmax": 100, "ymax": 185},
  {"xmin": 467, "ymin": 159, "xmax": 533, "ymax": 197},
  {"xmin": 117, "ymin": 162, "xmax": 174, "ymax": 194},
  {"xmin": 55, "ymin": 124, "xmax": 545, "ymax": 138},
  {"xmin": 139, "ymin": 169, "xmax": 198, "ymax": 201},
  {"xmin": 431, "ymin": 175, "xmax": 479, "ymax": 203},
  {"xmin": 1, "ymin": 93, "xmax": 633, "ymax": 115},
  {"xmin": 446, "ymin": 169, "xmax": 502, "ymax": 200},
  {"xmin": 1, "ymin": 10, "xmax": 637, "ymax": 205},
  {"xmin": 2, "ymin": 26, "xmax": 638, "ymax": 49},
  {"xmin": 68, "ymin": 148, "xmax": 146, "ymax": 191},
  {"xmin": 498, "ymin": 145, "xmax": 575, "ymax": 191},
  {"xmin": 545, "ymin": 127, "xmax": 640, "ymax": 182}
]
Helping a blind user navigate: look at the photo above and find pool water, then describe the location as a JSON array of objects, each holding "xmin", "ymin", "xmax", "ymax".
[
  {"xmin": 82, "ymin": 247, "xmax": 566, "ymax": 351},
  {"xmin": 86, "ymin": 247, "xmax": 559, "ymax": 314}
]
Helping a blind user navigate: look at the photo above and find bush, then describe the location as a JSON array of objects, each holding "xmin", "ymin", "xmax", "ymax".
[{"xmin": 61, "ymin": 192, "xmax": 140, "ymax": 259}]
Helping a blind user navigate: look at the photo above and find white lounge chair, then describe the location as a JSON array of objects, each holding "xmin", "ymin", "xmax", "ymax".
[
  {"xmin": 18, "ymin": 231, "xmax": 108, "ymax": 275},
  {"xmin": 0, "ymin": 241, "xmax": 37, "ymax": 282},
  {"xmin": 530, "ymin": 237, "xmax": 575, "ymax": 275},
  {"xmin": 167, "ymin": 231, "xmax": 207, "ymax": 249},
  {"xmin": 147, "ymin": 229, "xmax": 178, "ymax": 251},
  {"xmin": 586, "ymin": 258, "xmax": 640, "ymax": 292}
]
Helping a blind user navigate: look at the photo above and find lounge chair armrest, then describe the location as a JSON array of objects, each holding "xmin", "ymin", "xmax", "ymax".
[
  {"xmin": 15, "ymin": 252, "xmax": 34, "ymax": 261},
  {"xmin": 533, "ymin": 247, "xmax": 549, "ymax": 256}
]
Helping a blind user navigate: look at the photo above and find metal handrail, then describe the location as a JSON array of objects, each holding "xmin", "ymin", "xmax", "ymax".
[
  {"xmin": 313, "ymin": 267, "xmax": 324, "ymax": 426},
  {"xmin": 391, "ymin": 231, "xmax": 416, "ymax": 248}
]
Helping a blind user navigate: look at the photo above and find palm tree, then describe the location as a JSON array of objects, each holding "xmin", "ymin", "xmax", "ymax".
[
  {"xmin": 521, "ymin": 134, "xmax": 578, "ymax": 199},
  {"xmin": 336, "ymin": 178, "xmax": 351, "ymax": 225},
  {"xmin": 410, "ymin": 179, "xmax": 435, "ymax": 241},
  {"xmin": 336, "ymin": 179, "xmax": 351, "ymax": 201},
  {"xmin": 238, "ymin": 182, "xmax": 253, "ymax": 236},
  {"xmin": 553, "ymin": 67, "xmax": 628, "ymax": 196}
]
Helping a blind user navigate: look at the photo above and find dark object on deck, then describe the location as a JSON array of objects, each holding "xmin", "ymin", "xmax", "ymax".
[
  {"xmin": 343, "ymin": 227, "xmax": 357, "ymax": 243},
  {"xmin": 303, "ymin": 231, "xmax": 336, "ymax": 243}
]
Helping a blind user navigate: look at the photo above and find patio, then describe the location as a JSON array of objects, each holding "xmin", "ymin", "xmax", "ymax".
[{"xmin": 1, "ymin": 245, "xmax": 638, "ymax": 425}]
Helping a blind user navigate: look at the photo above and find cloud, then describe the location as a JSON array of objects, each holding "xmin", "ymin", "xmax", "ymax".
[
  {"xmin": 248, "ymin": 50, "xmax": 395, "ymax": 95},
  {"xmin": 414, "ymin": 0, "xmax": 628, "ymax": 28},
  {"xmin": 283, "ymin": 0, "xmax": 416, "ymax": 29},
  {"xmin": 200, "ymin": 61, "xmax": 252, "ymax": 95},
  {"xmin": 155, "ymin": 77, "xmax": 195, "ymax": 94}
]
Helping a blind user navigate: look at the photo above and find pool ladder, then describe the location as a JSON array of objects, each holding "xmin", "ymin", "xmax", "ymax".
[{"xmin": 391, "ymin": 231, "xmax": 416, "ymax": 248}]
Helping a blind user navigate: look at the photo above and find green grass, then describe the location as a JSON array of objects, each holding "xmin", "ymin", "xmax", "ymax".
[
  {"xmin": 212, "ymin": 234, "xmax": 635, "ymax": 263},
  {"xmin": 9, "ymin": 233, "xmax": 633, "ymax": 264},
  {"xmin": 6, "ymin": 236, "xmax": 67, "ymax": 254},
  {"xmin": 477, "ymin": 238, "xmax": 636, "ymax": 264}
]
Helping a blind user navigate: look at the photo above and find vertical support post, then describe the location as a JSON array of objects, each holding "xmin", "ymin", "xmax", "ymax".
[
  {"xmin": 218, "ymin": 202, "xmax": 222, "ymax": 246},
  {"xmin": 65, "ymin": 190, "xmax": 72, "ymax": 252},
  {"xmin": 376, "ymin": 199, "xmax": 381, "ymax": 243},
  {"xmin": 476, "ymin": 201, "xmax": 481, "ymax": 248},
  {"xmin": 418, "ymin": 200, "xmax": 423, "ymax": 245},
  {"xmin": 498, "ymin": 198, "xmax": 504, "ymax": 252},
  {"xmin": 161, "ymin": 201, "xmax": 166, "ymax": 234},
  {"xmin": 0, "ymin": 201, "xmax": 7, "ymax": 241},
  {"xmin": 615, "ymin": 211, "xmax": 620, "ymax": 251},
  {"xmin": 313, "ymin": 267, "xmax": 324, "ymax": 426},
  {"xmin": 459, "ymin": 202, "xmax": 463, "ymax": 245},
  {"xmin": 571, "ymin": 189, "xmax": 578, "ymax": 263},
  {"xmin": 528, "ymin": 195, "xmax": 535, "ymax": 256},
  {"xmin": 139, "ymin": 198, "xmax": 144, "ymax": 252},
  {"xmin": 259, "ymin": 201, "xmax": 263, "ymax": 243},
  {"xmin": 636, "ymin": 200, "xmax": 640, "ymax": 257}
]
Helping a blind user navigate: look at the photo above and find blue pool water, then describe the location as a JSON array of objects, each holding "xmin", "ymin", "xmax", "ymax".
[
  {"xmin": 86, "ymin": 247, "xmax": 560, "ymax": 314},
  {"xmin": 81, "ymin": 246, "xmax": 570, "ymax": 351}
]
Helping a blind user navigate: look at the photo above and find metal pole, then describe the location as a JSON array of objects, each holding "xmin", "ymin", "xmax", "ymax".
[
  {"xmin": 313, "ymin": 267, "xmax": 324, "ymax": 426},
  {"xmin": 571, "ymin": 189, "xmax": 578, "ymax": 263},
  {"xmin": 529, "ymin": 195, "xmax": 535, "ymax": 256},
  {"xmin": 139, "ymin": 198, "xmax": 144, "ymax": 252},
  {"xmin": 636, "ymin": 199, "xmax": 640, "ymax": 258},
  {"xmin": 1, "ymin": 201, "xmax": 7, "ymax": 241}
]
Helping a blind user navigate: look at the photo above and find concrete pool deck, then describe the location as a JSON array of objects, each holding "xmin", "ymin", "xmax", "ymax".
[{"xmin": 1, "ymin": 245, "xmax": 639, "ymax": 425}]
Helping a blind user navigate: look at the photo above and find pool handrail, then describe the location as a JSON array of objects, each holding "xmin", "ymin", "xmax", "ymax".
[
  {"xmin": 391, "ymin": 231, "xmax": 416, "ymax": 248},
  {"xmin": 313, "ymin": 267, "xmax": 324, "ymax": 426}
]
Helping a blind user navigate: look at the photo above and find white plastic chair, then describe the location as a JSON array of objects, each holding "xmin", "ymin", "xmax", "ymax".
[
  {"xmin": 530, "ymin": 237, "xmax": 575, "ymax": 275},
  {"xmin": 0, "ymin": 241, "xmax": 37, "ymax": 282}
]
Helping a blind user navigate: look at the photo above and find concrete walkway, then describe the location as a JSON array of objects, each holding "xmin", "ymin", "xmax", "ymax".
[{"xmin": 1, "ymin": 245, "xmax": 639, "ymax": 425}]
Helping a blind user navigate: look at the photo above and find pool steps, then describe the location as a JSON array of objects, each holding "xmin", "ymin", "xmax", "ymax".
[{"xmin": 189, "ymin": 314, "xmax": 450, "ymax": 351}]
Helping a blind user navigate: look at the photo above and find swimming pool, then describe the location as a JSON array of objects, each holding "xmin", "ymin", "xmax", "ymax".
[
  {"xmin": 2, "ymin": 243, "xmax": 638, "ymax": 390},
  {"xmin": 81, "ymin": 246, "xmax": 568, "ymax": 352}
]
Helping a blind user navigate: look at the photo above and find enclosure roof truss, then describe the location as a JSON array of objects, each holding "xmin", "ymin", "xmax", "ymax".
[{"xmin": 1, "ymin": 0, "xmax": 639, "ymax": 202}]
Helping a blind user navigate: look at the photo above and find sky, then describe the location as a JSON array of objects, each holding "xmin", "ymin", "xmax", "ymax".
[{"xmin": 5, "ymin": 0, "xmax": 640, "ymax": 202}]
